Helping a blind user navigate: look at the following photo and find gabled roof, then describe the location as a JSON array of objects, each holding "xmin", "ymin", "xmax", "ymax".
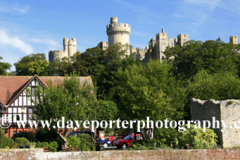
[
  {"xmin": 0, "ymin": 101, "xmax": 4, "ymax": 109},
  {"xmin": 0, "ymin": 75, "xmax": 93, "ymax": 105}
]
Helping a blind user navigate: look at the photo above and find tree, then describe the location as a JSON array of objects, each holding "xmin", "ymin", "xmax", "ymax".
[
  {"xmin": 164, "ymin": 39, "xmax": 240, "ymax": 80},
  {"xmin": 32, "ymin": 74, "xmax": 98, "ymax": 147},
  {"xmin": 113, "ymin": 60, "xmax": 186, "ymax": 141},
  {"xmin": 97, "ymin": 56, "xmax": 141, "ymax": 99},
  {"xmin": 48, "ymin": 57, "xmax": 72, "ymax": 76},
  {"xmin": 14, "ymin": 53, "xmax": 49, "ymax": 76},
  {"xmin": 187, "ymin": 70, "xmax": 240, "ymax": 100},
  {"xmin": 0, "ymin": 56, "xmax": 11, "ymax": 75}
]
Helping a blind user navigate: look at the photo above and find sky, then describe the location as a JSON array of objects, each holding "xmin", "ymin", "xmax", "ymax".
[{"xmin": 0, "ymin": 0, "xmax": 240, "ymax": 71}]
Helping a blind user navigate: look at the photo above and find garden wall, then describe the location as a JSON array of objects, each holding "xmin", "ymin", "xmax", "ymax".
[
  {"xmin": 190, "ymin": 98, "xmax": 240, "ymax": 148},
  {"xmin": 1, "ymin": 149, "xmax": 240, "ymax": 160}
]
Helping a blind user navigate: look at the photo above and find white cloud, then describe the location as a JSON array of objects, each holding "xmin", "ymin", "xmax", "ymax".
[
  {"xmin": 0, "ymin": 30, "xmax": 34, "ymax": 54},
  {"xmin": 0, "ymin": 3, "xmax": 30, "ymax": 13},
  {"xmin": 30, "ymin": 38, "xmax": 61, "ymax": 47}
]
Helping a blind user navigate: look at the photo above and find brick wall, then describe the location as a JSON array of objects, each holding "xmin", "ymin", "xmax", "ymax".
[{"xmin": 1, "ymin": 149, "xmax": 240, "ymax": 160}]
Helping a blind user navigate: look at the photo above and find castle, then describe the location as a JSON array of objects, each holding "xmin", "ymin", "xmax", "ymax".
[
  {"xmin": 97, "ymin": 17, "xmax": 189, "ymax": 66},
  {"xmin": 49, "ymin": 17, "xmax": 239, "ymax": 64},
  {"xmin": 48, "ymin": 37, "xmax": 77, "ymax": 63}
]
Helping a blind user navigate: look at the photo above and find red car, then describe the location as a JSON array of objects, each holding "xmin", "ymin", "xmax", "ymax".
[{"xmin": 113, "ymin": 134, "xmax": 141, "ymax": 149}]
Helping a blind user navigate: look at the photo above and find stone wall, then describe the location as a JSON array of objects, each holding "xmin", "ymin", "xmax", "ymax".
[
  {"xmin": 190, "ymin": 98, "xmax": 240, "ymax": 148},
  {"xmin": 2, "ymin": 149, "xmax": 240, "ymax": 160}
]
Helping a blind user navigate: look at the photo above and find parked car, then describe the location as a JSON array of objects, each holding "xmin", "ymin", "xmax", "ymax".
[
  {"xmin": 68, "ymin": 131, "xmax": 95, "ymax": 138},
  {"xmin": 113, "ymin": 134, "xmax": 141, "ymax": 149},
  {"xmin": 97, "ymin": 138, "xmax": 112, "ymax": 148}
]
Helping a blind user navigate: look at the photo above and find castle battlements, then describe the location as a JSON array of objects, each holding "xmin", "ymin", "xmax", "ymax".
[
  {"xmin": 107, "ymin": 17, "xmax": 131, "ymax": 36},
  {"xmin": 49, "ymin": 37, "xmax": 77, "ymax": 63}
]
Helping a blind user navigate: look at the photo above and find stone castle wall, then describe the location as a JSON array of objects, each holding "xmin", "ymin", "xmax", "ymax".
[{"xmin": 190, "ymin": 98, "xmax": 240, "ymax": 148}]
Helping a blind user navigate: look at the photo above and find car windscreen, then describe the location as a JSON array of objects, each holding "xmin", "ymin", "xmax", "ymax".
[{"xmin": 123, "ymin": 135, "xmax": 132, "ymax": 140}]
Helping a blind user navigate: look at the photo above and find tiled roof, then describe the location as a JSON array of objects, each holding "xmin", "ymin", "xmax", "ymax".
[{"xmin": 0, "ymin": 76, "xmax": 93, "ymax": 105}]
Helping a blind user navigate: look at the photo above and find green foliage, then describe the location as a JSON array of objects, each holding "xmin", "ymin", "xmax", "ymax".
[
  {"xmin": 67, "ymin": 136, "xmax": 81, "ymax": 148},
  {"xmin": 33, "ymin": 74, "xmax": 98, "ymax": 147},
  {"xmin": 97, "ymin": 56, "xmax": 141, "ymax": 98},
  {"xmin": 36, "ymin": 141, "xmax": 49, "ymax": 148},
  {"xmin": 12, "ymin": 131, "xmax": 37, "ymax": 142},
  {"xmin": 130, "ymin": 139, "xmax": 170, "ymax": 150},
  {"xmin": 48, "ymin": 57, "xmax": 72, "ymax": 76},
  {"xmin": 48, "ymin": 141, "xmax": 58, "ymax": 152},
  {"xmin": 77, "ymin": 134, "xmax": 95, "ymax": 151},
  {"xmin": 0, "ymin": 128, "xmax": 14, "ymax": 148},
  {"xmin": 67, "ymin": 134, "xmax": 95, "ymax": 151},
  {"xmin": 0, "ymin": 56, "xmax": 11, "ymax": 75},
  {"xmin": 35, "ymin": 128, "xmax": 61, "ymax": 143},
  {"xmin": 97, "ymin": 100, "xmax": 118, "ymax": 121},
  {"xmin": 176, "ymin": 124, "xmax": 218, "ymax": 149},
  {"xmin": 164, "ymin": 39, "xmax": 240, "ymax": 80},
  {"xmin": 15, "ymin": 137, "xmax": 30, "ymax": 148},
  {"xmin": 187, "ymin": 70, "xmax": 240, "ymax": 100},
  {"xmin": 113, "ymin": 60, "xmax": 186, "ymax": 140},
  {"xmin": 14, "ymin": 53, "xmax": 49, "ymax": 76}
]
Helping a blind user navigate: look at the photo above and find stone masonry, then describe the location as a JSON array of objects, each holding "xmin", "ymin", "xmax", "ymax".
[{"xmin": 190, "ymin": 98, "xmax": 240, "ymax": 148}]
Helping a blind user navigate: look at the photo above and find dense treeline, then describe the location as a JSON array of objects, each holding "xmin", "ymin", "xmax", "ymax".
[{"xmin": 1, "ymin": 39, "xmax": 240, "ymax": 148}]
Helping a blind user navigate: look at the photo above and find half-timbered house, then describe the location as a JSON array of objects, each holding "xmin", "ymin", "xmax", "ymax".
[{"xmin": 0, "ymin": 75, "xmax": 93, "ymax": 138}]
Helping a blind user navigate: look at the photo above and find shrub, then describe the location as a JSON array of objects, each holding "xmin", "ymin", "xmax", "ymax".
[
  {"xmin": 48, "ymin": 141, "xmax": 58, "ymax": 152},
  {"xmin": 67, "ymin": 134, "xmax": 95, "ymax": 151},
  {"xmin": 36, "ymin": 141, "xmax": 49, "ymax": 148},
  {"xmin": 0, "ymin": 128, "xmax": 14, "ymax": 149},
  {"xmin": 15, "ymin": 137, "xmax": 30, "ymax": 148},
  {"xmin": 176, "ymin": 124, "xmax": 218, "ymax": 149},
  {"xmin": 12, "ymin": 131, "xmax": 37, "ymax": 142},
  {"xmin": 35, "ymin": 128, "xmax": 62, "ymax": 150},
  {"xmin": 67, "ymin": 136, "xmax": 81, "ymax": 148}
]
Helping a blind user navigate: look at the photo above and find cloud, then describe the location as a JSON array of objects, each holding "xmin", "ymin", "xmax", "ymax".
[
  {"xmin": 0, "ymin": 30, "xmax": 34, "ymax": 54},
  {"xmin": 30, "ymin": 38, "xmax": 61, "ymax": 47},
  {"xmin": 0, "ymin": 3, "xmax": 30, "ymax": 13}
]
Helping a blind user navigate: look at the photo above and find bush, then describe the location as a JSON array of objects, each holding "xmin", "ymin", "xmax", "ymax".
[
  {"xmin": 48, "ymin": 141, "xmax": 58, "ymax": 152},
  {"xmin": 67, "ymin": 136, "xmax": 80, "ymax": 148},
  {"xmin": 15, "ymin": 137, "xmax": 30, "ymax": 148},
  {"xmin": 36, "ymin": 141, "xmax": 48, "ymax": 148},
  {"xmin": 35, "ymin": 128, "xmax": 62, "ymax": 151},
  {"xmin": 176, "ymin": 124, "xmax": 218, "ymax": 149},
  {"xmin": 12, "ymin": 131, "xmax": 37, "ymax": 142},
  {"xmin": 0, "ymin": 128, "xmax": 14, "ymax": 149},
  {"xmin": 67, "ymin": 134, "xmax": 95, "ymax": 151}
]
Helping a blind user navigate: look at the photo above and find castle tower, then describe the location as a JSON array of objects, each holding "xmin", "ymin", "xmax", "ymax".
[
  {"xmin": 63, "ymin": 37, "xmax": 68, "ymax": 53},
  {"xmin": 72, "ymin": 38, "xmax": 77, "ymax": 54},
  {"xmin": 48, "ymin": 37, "xmax": 77, "ymax": 63},
  {"xmin": 68, "ymin": 39, "xmax": 73, "ymax": 58},
  {"xmin": 106, "ymin": 17, "xmax": 131, "ymax": 55},
  {"xmin": 156, "ymin": 28, "xmax": 168, "ymax": 61},
  {"xmin": 177, "ymin": 34, "xmax": 189, "ymax": 46},
  {"xmin": 230, "ymin": 36, "xmax": 238, "ymax": 44}
]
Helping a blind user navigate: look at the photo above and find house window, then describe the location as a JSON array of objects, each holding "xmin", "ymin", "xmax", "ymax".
[
  {"xmin": 12, "ymin": 131, "xmax": 17, "ymax": 136},
  {"xmin": 28, "ymin": 108, "xmax": 33, "ymax": 120}
]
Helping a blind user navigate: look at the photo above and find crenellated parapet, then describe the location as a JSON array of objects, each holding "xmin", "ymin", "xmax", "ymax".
[
  {"xmin": 106, "ymin": 17, "xmax": 131, "ymax": 55},
  {"xmin": 230, "ymin": 35, "xmax": 238, "ymax": 44},
  {"xmin": 49, "ymin": 37, "xmax": 77, "ymax": 63}
]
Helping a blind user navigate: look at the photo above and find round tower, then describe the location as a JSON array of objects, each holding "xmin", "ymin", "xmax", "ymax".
[
  {"xmin": 63, "ymin": 37, "xmax": 68, "ymax": 52},
  {"xmin": 106, "ymin": 17, "xmax": 131, "ymax": 55},
  {"xmin": 68, "ymin": 39, "xmax": 73, "ymax": 58},
  {"xmin": 72, "ymin": 38, "xmax": 77, "ymax": 54}
]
